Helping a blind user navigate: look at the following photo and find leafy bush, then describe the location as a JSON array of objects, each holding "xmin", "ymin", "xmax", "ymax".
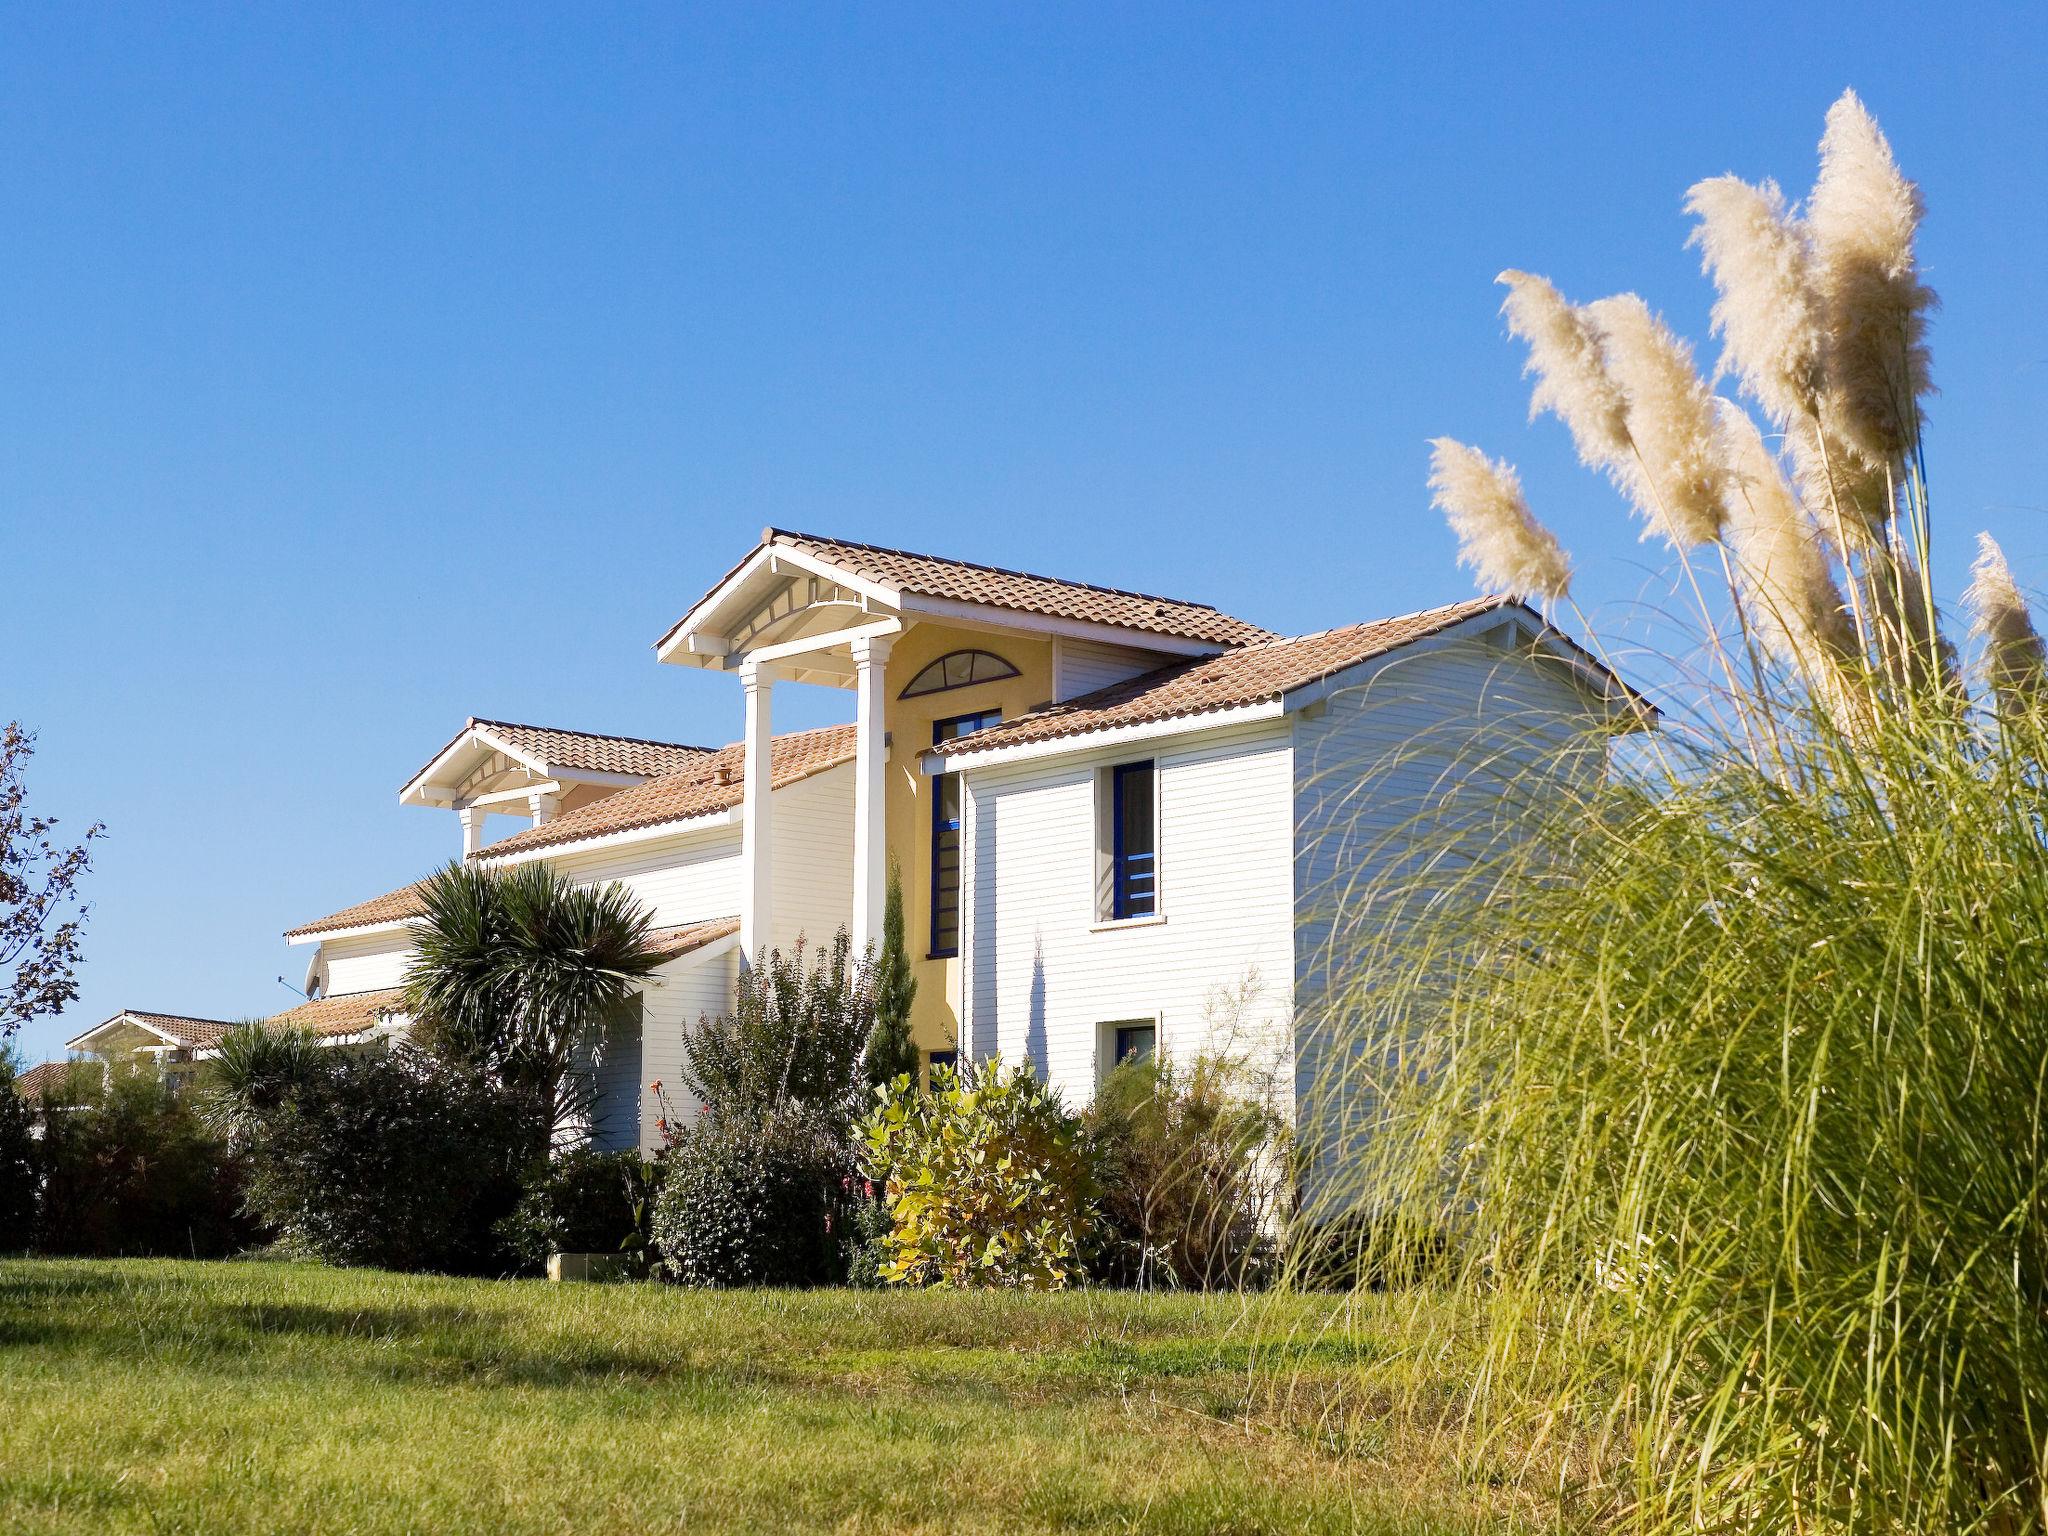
[
  {"xmin": 860, "ymin": 1058, "xmax": 1092, "ymax": 1290},
  {"xmin": 863, "ymin": 866, "xmax": 919, "ymax": 1087},
  {"xmin": 31, "ymin": 1064, "xmax": 255, "ymax": 1258},
  {"xmin": 652, "ymin": 1110, "xmax": 850, "ymax": 1287},
  {"xmin": 1084, "ymin": 1053, "xmax": 1287, "ymax": 1290},
  {"xmin": 499, "ymin": 1147, "xmax": 655, "ymax": 1274},
  {"xmin": 232, "ymin": 1046, "xmax": 534, "ymax": 1274},
  {"xmin": 0, "ymin": 1053, "xmax": 37, "ymax": 1247},
  {"xmin": 683, "ymin": 931, "xmax": 873, "ymax": 1126}
]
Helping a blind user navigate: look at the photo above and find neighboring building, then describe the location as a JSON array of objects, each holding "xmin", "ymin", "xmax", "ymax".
[
  {"xmin": 266, "ymin": 527, "xmax": 1638, "ymax": 1163},
  {"xmin": 61, "ymin": 1011, "xmax": 242, "ymax": 1094}
]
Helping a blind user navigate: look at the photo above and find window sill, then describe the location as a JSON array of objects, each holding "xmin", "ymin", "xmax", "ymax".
[
  {"xmin": 1089, "ymin": 913, "xmax": 1167, "ymax": 934},
  {"xmin": 926, "ymin": 950, "xmax": 960, "ymax": 962}
]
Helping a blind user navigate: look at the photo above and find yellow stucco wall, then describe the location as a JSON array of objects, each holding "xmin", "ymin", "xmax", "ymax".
[{"xmin": 880, "ymin": 622, "xmax": 1053, "ymax": 1055}]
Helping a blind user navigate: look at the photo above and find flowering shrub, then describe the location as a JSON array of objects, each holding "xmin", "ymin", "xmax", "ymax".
[{"xmin": 859, "ymin": 1058, "xmax": 1091, "ymax": 1290}]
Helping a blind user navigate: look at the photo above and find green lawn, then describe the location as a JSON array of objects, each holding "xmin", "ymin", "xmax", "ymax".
[{"xmin": 0, "ymin": 1258, "xmax": 1541, "ymax": 1534}]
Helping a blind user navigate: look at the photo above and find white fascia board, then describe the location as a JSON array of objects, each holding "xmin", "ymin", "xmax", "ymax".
[
  {"xmin": 725, "ymin": 616, "xmax": 903, "ymax": 669},
  {"xmin": 894, "ymin": 592, "xmax": 1225, "ymax": 658},
  {"xmin": 647, "ymin": 930, "xmax": 742, "ymax": 981},
  {"xmin": 657, "ymin": 544, "xmax": 902, "ymax": 665},
  {"xmin": 473, "ymin": 805, "xmax": 743, "ymax": 868},
  {"xmin": 284, "ymin": 917, "xmax": 421, "ymax": 948},
  {"xmin": 398, "ymin": 724, "xmax": 549, "ymax": 807},
  {"xmin": 925, "ymin": 699, "xmax": 1287, "ymax": 775},
  {"xmin": 64, "ymin": 1014, "xmax": 188, "ymax": 1051}
]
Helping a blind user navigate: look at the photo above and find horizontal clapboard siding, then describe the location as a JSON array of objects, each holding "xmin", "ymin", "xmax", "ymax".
[
  {"xmin": 1055, "ymin": 637, "xmax": 1181, "ymax": 701},
  {"xmin": 321, "ymin": 932, "xmax": 413, "ymax": 996},
  {"xmin": 963, "ymin": 721, "xmax": 1296, "ymax": 1109}
]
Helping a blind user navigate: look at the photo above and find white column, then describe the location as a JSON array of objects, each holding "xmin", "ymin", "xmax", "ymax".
[
  {"xmin": 527, "ymin": 789, "xmax": 559, "ymax": 826},
  {"xmin": 850, "ymin": 633, "xmax": 894, "ymax": 955},
  {"xmin": 740, "ymin": 661, "xmax": 774, "ymax": 960},
  {"xmin": 458, "ymin": 805, "xmax": 487, "ymax": 857}
]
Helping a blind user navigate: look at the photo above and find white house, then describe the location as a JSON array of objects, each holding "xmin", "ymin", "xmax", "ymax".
[{"xmin": 84, "ymin": 529, "xmax": 1638, "ymax": 1162}]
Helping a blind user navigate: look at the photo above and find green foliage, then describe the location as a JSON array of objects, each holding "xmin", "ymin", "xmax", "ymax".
[
  {"xmin": 232, "ymin": 1047, "xmax": 533, "ymax": 1274},
  {"xmin": 651, "ymin": 1110, "xmax": 850, "ymax": 1287},
  {"xmin": 403, "ymin": 860, "xmax": 664, "ymax": 1143},
  {"xmin": 682, "ymin": 930, "xmax": 874, "ymax": 1127},
  {"xmin": 29, "ymin": 1062, "xmax": 254, "ymax": 1258},
  {"xmin": 0, "ymin": 1052, "xmax": 40, "ymax": 1247},
  {"xmin": 195, "ymin": 1020, "xmax": 326, "ymax": 1144},
  {"xmin": 498, "ymin": 1147, "xmax": 655, "ymax": 1274},
  {"xmin": 0, "ymin": 721, "xmax": 104, "ymax": 1042},
  {"xmin": 1083, "ymin": 1053, "xmax": 1287, "ymax": 1291},
  {"xmin": 864, "ymin": 864, "xmax": 918, "ymax": 1087},
  {"xmin": 860, "ymin": 1058, "xmax": 1092, "ymax": 1290}
]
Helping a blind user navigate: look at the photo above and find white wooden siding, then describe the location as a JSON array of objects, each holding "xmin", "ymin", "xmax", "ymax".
[
  {"xmin": 1290, "ymin": 631, "xmax": 1607, "ymax": 1192},
  {"xmin": 321, "ymin": 932, "xmax": 415, "ymax": 997},
  {"xmin": 544, "ymin": 827, "xmax": 745, "ymax": 929},
  {"xmin": 961, "ymin": 721, "xmax": 1296, "ymax": 1111},
  {"xmin": 767, "ymin": 761, "xmax": 854, "ymax": 956},
  {"xmin": 1055, "ymin": 637, "xmax": 1179, "ymax": 701},
  {"xmin": 627, "ymin": 945, "xmax": 741, "ymax": 1155}
]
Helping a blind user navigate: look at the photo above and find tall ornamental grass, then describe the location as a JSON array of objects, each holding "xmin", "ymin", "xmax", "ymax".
[{"xmin": 1320, "ymin": 92, "xmax": 2048, "ymax": 1533}]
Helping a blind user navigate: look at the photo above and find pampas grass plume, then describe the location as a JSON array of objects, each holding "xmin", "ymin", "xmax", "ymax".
[
  {"xmin": 1809, "ymin": 90, "xmax": 1937, "ymax": 462},
  {"xmin": 1965, "ymin": 532, "xmax": 2045, "ymax": 710},
  {"xmin": 1427, "ymin": 438, "xmax": 1573, "ymax": 602},
  {"xmin": 1717, "ymin": 406, "xmax": 1852, "ymax": 671},
  {"xmin": 1582, "ymin": 294, "xmax": 1728, "ymax": 548},
  {"xmin": 1497, "ymin": 271, "xmax": 1631, "ymax": 473},
  {"xmin": 1685, "ymin": 174, "xmax": 1823, "ymax": 429}
]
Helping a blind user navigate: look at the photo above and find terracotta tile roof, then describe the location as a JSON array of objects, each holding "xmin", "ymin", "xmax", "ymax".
[
  {"xmin": 14, "ymin": 1061, "xmax": 83, "ymax": 1100},
  {"xmin": 264, "ymin": 987, "xmax": 408, "ymax": 1039},
  {"xmin": 285, "ymin": 880, "xmax": 431, "ymax": 941},
  {"xmin": 661, "ymin": 528, "xmax": 1278, "ymax": 652},
  {"xmin": 407, "ymin": 718, "xmax": 714, "ymax": 792},
  {"xmin": 67, "ymin": 1009, "xmax": 243, "ymax": 1050},
  {"xmin": 479, "ymin": 723, "xmax": 859, "ymax": 860},
  {"xmin": 645, "ymin": 916, "xmax": 740, "ymax": 962},
  {"xmin": 932, "ymin": 596, "xmax": 1518, "ymax": 756}
]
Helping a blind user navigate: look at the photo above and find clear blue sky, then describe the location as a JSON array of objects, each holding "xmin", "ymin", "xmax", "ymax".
[{"xmin": 7, "ymin": 4, "xmax": 2046, "ymax": 1063}]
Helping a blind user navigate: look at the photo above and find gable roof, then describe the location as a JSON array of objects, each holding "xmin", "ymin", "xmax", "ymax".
[
  {"xmin": 265, "ymin": 987, "xmax": 408, "ymax": 1039},
  {"xmin": 284, "ymin": 879, "xmax": 431, "ymax": 942},
  {"xmin": 659, "ymin": 528, "xmax": 1278, "ymax": 655},
  {"xmin": 14, "ymin": 1061, "xmax": 83, "ymax": 1100},
  {"xmin": 480, "ymin": 723, "xmax": 858, "ymax": 861},
  {"xmin": 929, "ymin": 595, "xmax": 1598, "ymax": 757},
  {"xmin": 403, "ymin": 718, "xmax": 714, "ymax": 800},
  {"xmin": 65, "ymin": 1009, "xmax": 242, "ymax": 1052}
]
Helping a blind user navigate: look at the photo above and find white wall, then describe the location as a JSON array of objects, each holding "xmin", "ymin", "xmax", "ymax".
[
  {"xmin": 1055, "ymin": 637, "xmax": 1179, "ymax": 701},
  {"xmin": 768, "ymin": 760, "xmax": 854, "ymax": 957},
  {"xmin": 961, "ymin": 720, "xmax": 1296, "ymax": 1111},
  {"xmin": 626, "ymin": 944, "xmax": 740, "ymax": 1155},
  {"xmin": 1290, "ymin": 627, "xmax": 1609, "ymax": 1194},
  {"xmin": 320, "ymin": 931, "xmax": 415, "ymax": 997}
]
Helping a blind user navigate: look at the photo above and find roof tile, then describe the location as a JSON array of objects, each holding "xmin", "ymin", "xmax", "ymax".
[
  {"xmin": 931, "ymin": 596, "xmax": 1517, "ymax": 755},
  {"xmin": 265, "ymin": 987, "xmax": 409, "ymax": 1039},
  {"xmin": 284, "ymin": 880, "xmax": 431, "ymax": 941}
]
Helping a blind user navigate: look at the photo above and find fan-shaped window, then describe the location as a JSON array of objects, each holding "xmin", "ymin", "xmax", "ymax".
[{"xmin": 898, "ymin": 649, "xmax": 1021, "ymax": 699}]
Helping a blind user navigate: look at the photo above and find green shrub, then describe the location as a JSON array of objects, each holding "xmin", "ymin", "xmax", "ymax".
[
  {"xmin": 652, "ymin": 1110, "xmax": 850, "ymax": 1287},
  {"xmin": 682, "ymin": 931, "xmax": 873, "ymax": 1127},
  {"xmin": 860, "ymin": 1058, "xmax": 1091, "ymax": 1290},
  {"xmin": 233, "ymin": 1047, "xmax": 534, "ymax": 1274},
  {"xmin": 31, "ymin": 1064, "xmax": 255, "ymax": 1258},
  {"xmin": 0, "ymin": 1054, "xmax": 37, "ymax": 1248},
  {"xmin": 1083, "ymin": 1053, "xmax": 1287, "ymax": 1291},
  {"xmin": 499, "ymin": 1147, "xmax": 654, "ymax": 1274}
]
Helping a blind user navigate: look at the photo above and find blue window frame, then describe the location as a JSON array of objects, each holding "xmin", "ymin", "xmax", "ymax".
[
  {"xmin": 1112, "ymin": 1023, "xmax": 1156, "ymax": 1066},
  {"xmin": 1111, "ymin": 761, "xmax": 1157, "ymax": 919},
  {"xmin": 929, "ymin": 710, "xmax": 1002, "ymax": 956}
]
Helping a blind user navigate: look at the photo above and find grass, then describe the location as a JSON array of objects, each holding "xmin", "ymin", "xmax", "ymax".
[{"xmin": 0, "ymin": 1257, "xmax": 1544, "ymax": 1535}]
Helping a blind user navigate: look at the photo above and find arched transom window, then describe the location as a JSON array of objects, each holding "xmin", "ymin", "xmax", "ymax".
[{"xmin": 898, "ymin": 649, "xmax": 1021, "ymax": 700}]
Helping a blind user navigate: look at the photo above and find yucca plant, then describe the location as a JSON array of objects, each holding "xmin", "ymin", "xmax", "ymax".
[{"xmin": 1316, "ymin": 93, "xmax": 2048, "ymax": 1534}]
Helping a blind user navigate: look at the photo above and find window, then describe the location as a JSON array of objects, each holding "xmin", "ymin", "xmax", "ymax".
[
  {"xmin": 899, "ymin": 649, "xmax": 1021, "ymax": 699},
  {"xmin": 930, "ymin": 710, "xmax": 1002, "ymax": 956},
  {"xmin": 1111, "ymin": 1023, "xmax": 1155, "ymax": 1066},
  {"xmin": 926, "ymin": 1049, "xmax": 959, "ymax": 1082},
  {"xmin": 1110, "ymin": 761, "xmax": 1157, "ymax": 919}
]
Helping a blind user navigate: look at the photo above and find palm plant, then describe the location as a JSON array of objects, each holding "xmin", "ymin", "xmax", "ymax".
[
  {"xmin": 196, "ymin": 1020, "xmax": 326, "ymax": 1144},
  {"xmin": 1316, "ymin": 93, "xmax": 2048, "ymax": 1535},
  {"xmin": 403, "ymin": 860, "xmax": 663, "ymax": 1148}
]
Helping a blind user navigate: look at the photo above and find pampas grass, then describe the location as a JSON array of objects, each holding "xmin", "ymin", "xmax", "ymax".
[
  {"xmin": 1310, "ymin": 90, "xmax": 2048, "ymax": 1536},
  {"xmin": 1966, "ymin": 532, "xmax": 2044, "ymax": 711},
  {"xmin": 1426, "ymin": 437, "xmax": 1573, "ymax": 602}
]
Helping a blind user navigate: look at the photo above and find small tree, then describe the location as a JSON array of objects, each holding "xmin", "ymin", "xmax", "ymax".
[
  {"xmin": 864, "ymin": 864, "xmax": 919, "ymax": 1087},
  {"xmin": 682, "ymin": 930, "xmax": 875, "ymax": 1127},
  {"xmin": 403, "ymin": 861, "xmax": 664, "ymax": 1147},
  {"xmin": 1, "ymin": 723, "xmax": 104, "ymax": 1044}
]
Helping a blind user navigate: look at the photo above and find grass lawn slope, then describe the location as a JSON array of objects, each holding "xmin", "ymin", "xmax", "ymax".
[{"xmin": 0, "ymin": 1258, "xmax": 1535, "ymax": 1535}]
